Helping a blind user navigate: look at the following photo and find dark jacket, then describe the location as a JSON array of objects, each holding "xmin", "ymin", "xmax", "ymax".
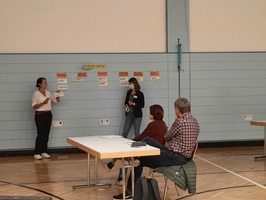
[
  {"xmin": 133, "ymin": 120, "xmax": 167, "ymax": 145},
  {"xmin": 154, "ymin": 159, "xmax": 197, "ymax": 194},
  {"xmin": 124, "ymin": 90, "xmax": 144, "ymax": 118}
]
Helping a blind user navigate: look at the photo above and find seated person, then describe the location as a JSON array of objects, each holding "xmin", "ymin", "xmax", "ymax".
[
  {"xmin": 113, "ymin": 97, "xmax": 200, "ymax": 200},
  {"xmin": 100, "ymin": 104, "xmax": 167, "ymax": 172}
]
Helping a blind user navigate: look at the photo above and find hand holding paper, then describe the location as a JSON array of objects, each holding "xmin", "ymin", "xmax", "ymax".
[{"xmin": 54, "ymin": 91, "xmax": 64, "ymax": 97}]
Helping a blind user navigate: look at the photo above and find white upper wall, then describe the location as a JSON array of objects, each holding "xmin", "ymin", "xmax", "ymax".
[
  {"xmin": 0, "ymin": 0, "xmax": 166, "ymax": 53},
  {"xmin": 189, "ymin": 0, "xmax": 266, "ymax": 52}
]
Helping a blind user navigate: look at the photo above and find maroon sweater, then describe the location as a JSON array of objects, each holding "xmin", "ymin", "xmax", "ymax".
[{"xmin": 133, "ymin": 120, "xmax": 167, "ymax": 145}]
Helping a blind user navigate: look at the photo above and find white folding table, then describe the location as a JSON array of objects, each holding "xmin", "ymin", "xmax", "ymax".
[
  {"xmin": 67, "ymin": 135, "xmax": 160, "ymax": 200},
  {"xmin": 250, "ymin": 120, "xmax": 266, "ymax": 160}
]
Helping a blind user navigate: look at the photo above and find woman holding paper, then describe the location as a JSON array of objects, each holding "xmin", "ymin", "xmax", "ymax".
[
  {"xmin": 32, "ymin": 77, "xmax": 61, "ymax": 160},
  {"xmin": 122, "ymin": 77, "xmax": 145, "ymax": 138},
  {"xmin": 112, "ymin": 77, "xmax": 145, "ymax": 185}
]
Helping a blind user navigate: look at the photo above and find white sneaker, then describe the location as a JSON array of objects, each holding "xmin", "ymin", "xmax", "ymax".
[
  {"xmin": 41, "ymin": 153, "xmax": 51, "ymax": 159},
  {"xmin": 34, "ymin": 154, "xmax": 42, "ymax": 160}
]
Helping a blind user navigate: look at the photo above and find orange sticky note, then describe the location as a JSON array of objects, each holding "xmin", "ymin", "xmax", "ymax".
[
  {"xmin": 134, "ymin": 71, "xmax": 143, "ymax": 77},
  {"xmin": 77, "ymin": 72, "xmax": 88, "ymax": 77},
  {"xmin": 150, "ymin": 71, "xmax": 160, "ymax": 76},
  {"xmin": 98, "ymin": 72, "xmax": 108, "ymax": 76},
  {"xmin": 119, "ymin": 72, "xmax": 128, "ymax": 77},
  {"xmin": 56, "ymin": 72, "xmax": 67, "ymax": 78}
]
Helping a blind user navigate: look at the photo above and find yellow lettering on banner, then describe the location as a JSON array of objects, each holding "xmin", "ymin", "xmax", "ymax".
[{"xmin": 83, "ymin": 64, "xmax": 107, "ymax": 69}]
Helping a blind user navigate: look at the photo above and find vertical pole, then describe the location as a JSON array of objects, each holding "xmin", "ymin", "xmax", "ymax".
[{"xmin": 177, "ymin": 39, "xmax": 182, "ymax": 98}]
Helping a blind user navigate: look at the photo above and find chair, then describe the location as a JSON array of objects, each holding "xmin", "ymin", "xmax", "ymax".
[{"xmin": 150, "ymin": 142, "xmax": 198, "ymax": 200}]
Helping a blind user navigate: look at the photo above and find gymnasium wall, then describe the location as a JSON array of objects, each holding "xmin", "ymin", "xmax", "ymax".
[{"xmin": 0, "ymin": 0, "xmax": 265, "ymax": 151}]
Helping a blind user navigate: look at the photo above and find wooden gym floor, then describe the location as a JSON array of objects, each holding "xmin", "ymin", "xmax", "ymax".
[{"xmin": 0, "ymin": 146, "xmax": 265, "ymax": 200}]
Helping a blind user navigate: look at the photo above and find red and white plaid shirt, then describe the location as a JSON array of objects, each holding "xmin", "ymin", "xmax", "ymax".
[{"xmin": 164, "ymin": 113, "xmax": 200, "ymax": 158}]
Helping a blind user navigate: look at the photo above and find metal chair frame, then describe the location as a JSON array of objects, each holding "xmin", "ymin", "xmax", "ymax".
[{"xmin": 150, "ymin": 142, "xmax": 198, "ymax": 200}]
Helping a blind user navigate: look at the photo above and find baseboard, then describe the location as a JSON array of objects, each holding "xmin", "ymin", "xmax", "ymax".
[
  {"xmin": 198, "ymin": 140, "xmax": 264, "ymax": 148},
  {"xmin": 0, "ymin": 147, "xmax": 84, "ymax": 157},
  {"xmin": 0, "ymin": 140, "xmax": 264, "ymax": 157}
]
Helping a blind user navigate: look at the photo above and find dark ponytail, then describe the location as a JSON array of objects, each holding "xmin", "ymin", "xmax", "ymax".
[{"xmin": 36, "ymin": 77, "xmax": 46, "ymax": 88}]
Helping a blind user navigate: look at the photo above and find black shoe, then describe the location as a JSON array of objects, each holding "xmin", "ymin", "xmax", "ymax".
[{"xmin": 113, "ymin": 192, "xmax": 132, "ymax": 200}]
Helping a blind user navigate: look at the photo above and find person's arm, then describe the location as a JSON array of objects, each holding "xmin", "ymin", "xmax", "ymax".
[
  {"xmin": 49, "ymin": 90, "xmax": 60, "ymax": 103},
  {"xmin": 133, "ymin": 122, "xmax": 153, "ymax": 141},
  {"xmin": 164, "ymin": 120, "xmax": 180, "ymax": 141},
  {"xmin": 124, "ymin": 90, "xmax": 130, "ymax": 106},
  {"xmin": 55, "ymin": 90, "xmax": 61, "ymax": 103},
  {"xmin": 32, "ymin": 93, "xmax": 50, "ymax": 109},
  {"xmin": 132, "ymin": 91, "xmax": 144, "ymax": 108}
]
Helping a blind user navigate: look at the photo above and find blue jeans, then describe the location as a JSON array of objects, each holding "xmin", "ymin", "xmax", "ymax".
[
  {"xmin": 118, "ymin": 113, "xmax": 142, "ymax": 179},
  {"xmin": 126, "ymin": 137, "xmax": 188, "ymax": 192},
  {"xmin": 122, "ymin": 113, "xmax": 142, "ymax": 138}
]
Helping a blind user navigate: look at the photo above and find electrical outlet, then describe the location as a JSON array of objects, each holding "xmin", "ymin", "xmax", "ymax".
[
  {"xmin": 53, "ymin": 120, "xmax": 63, "ymax": 127},
  {"xmin": 100, "ymin": 119, "xmax": 110, "ymax": 125},
  {"xmin": 244, "ymin": 114, "xmax": 252, "ymax": 121}
]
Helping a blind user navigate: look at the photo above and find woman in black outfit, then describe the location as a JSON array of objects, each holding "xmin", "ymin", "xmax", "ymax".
[
  {"xmin": 122, "ymin": 77, "xmax": 145, "ymax": 138},
  {"xmin": 115, "ymin": 77, "xmax": 145, "ymax": 185}
]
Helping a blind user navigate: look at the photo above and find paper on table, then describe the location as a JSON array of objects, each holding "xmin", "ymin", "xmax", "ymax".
[{"xmin": 100, "ymin": 135, "xmax": 122, "ymax": 138}]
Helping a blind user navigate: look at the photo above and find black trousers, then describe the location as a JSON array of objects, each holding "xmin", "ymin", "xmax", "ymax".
[
  {"xmin": 126, "ymin": 137, "xmax": 188, "ymax": 193},
  {"xmin": 34, "ymin": 111, "xmax": 52, "ymax": 154}
]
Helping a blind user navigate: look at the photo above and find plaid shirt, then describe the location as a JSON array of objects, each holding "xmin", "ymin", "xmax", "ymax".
[{"xmin": 164, "ymin": 113, "xmax": 200, "ymax": 158}]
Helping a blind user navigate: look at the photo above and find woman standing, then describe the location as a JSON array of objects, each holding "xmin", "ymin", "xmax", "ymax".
[
  {"xmin": 115, "ymin": 77, "xmax": 144, "ymax": 184},
  {"xmin": 32, "ymin": 77, "xmax": 61, "ymax": 160},
  {"xmin": 122, "ymin": 77, "xmax": 145, "ymax": 138}
]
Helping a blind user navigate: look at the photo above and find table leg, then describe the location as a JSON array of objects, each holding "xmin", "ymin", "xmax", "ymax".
[
  {"xmin": 121, "ymin": 157, "xmax": 135, "ymax": 200},
  {"xmin": 264, "ymin": 126, "xmax": 266, "ymax": 155},
  {"xmin": 254, "ymin": 127, "xmax": 266, "ymax": 160},
  {"xmin": 122, "ymin": 157, "xmax": 126, "ymax": 200},
  {"xmin": 131, "ymin": 157, "xmax": 135, "ymax": 199},
  {"xmin": 95, "ymin": 157, "xmax": 98, "ymax": 184},
  {"xmin": 72, "ymin": 154, "xmax": 111, "ymax": 189},
  {"xmin": 88, "ymin": 153, "xmax": 91, "ymax": 185}
]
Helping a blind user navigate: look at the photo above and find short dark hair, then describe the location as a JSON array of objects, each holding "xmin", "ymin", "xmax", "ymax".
[
  {"xmin": 150, "ymin": 104, "xmax": 164, "ymax": 120},
  {"xmin": 36, "ymin": 77, "xmax": 46, "ymax": 88},
  {"xmin": 128, "ymin": 77, "xmax": 141, "ymax": 92},
  {"xmin": 174, "ymin": 97, "xmax": 191, "ymax": 114}
]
